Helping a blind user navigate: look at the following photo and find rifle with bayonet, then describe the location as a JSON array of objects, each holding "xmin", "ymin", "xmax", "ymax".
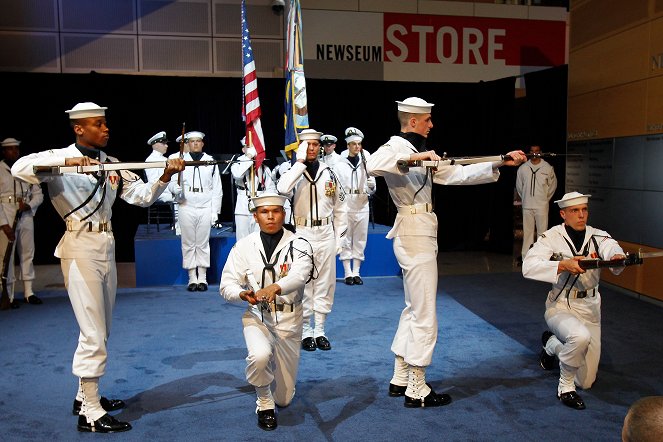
[
  {"xmin": 398, "ymin": 152, "xmax": 577, "ymax": 170},
  {"xmin": 550, "ymin": 250, "xmax": 663, "ymax": 270},
  {"xmin": 0, "ymin": 207, "xmax": 22, "ymax": 310},
  {"xmin": 32, "ymin": 159, "xmax": 249, "ymax": 176}
]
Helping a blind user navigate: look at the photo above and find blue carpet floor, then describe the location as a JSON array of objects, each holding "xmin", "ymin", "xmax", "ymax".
[{"xmin": 1, "ymin": 273, "xmax": 661, "ymax": 441}]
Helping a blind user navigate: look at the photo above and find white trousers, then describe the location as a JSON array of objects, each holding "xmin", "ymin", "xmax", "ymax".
[
  {"xmin": 545, "ymin": 292, "xmax": 601, "ymax": 389},
  {"xmin": 15, "ymin": 214, "xmax": 36, "ymax": 281},
  {"xmin": 62, "ymin": 258, "xmax": 117, "ymax": 379},
  {"xmin": 235, "ymin": 214, "xmax": 257, "ymax": 241},
  {"xmin": 391, "ymin": 235, "xmax": 439, "ymax": 367},
  {"xmin": 242, "ymin": 307, "xmax": 302, "ymax": 407},
  {"xmin": 297, "ymin": 225, "xmax": 335, "ymax": 319},
  {"xmin": 339, "ymin": 210, "xmax": 369, "ymax": 261},
  {"xmin": 521, "ymin": 206, "xmax": 549, "ymax": 258},
  {"xmin": 179, "ymin": 206, "xmax": 212, "ymax": 269}
]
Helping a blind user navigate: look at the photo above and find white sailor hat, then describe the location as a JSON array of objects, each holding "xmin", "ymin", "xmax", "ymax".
[
  {"xmin": 554, "ymin": 192, "xmax": 591, "ymax": 208},
  {"xmin": 396, "ymin": 97, "xmax": 434, "ymax": 114},
  {"xmin": 147, "ymin": 131, "xmax": 167, "ymax": 145},
  {"xmin": 345, "ymin": 127, "xmax": 364, "ymax": 143},
  {"xmin": 240, "ymin": 136, "xmax": 246, "ymax": 147},
  {"xmin": 65, "ymin": 102, "xmax": 107, "ymax": 119},
  {"xmin": 299, "ymin": 129, "xmax": 322, "ymax": 141},
  {"xmin": 1, "ymin": 137, "xmax": 21, "ymax": 147},
  {"xmin": 187, "ymin": 131, "xmax": 205, "ymax": 140},
  {"xmin": 251, "ymin": 192, "xmax": 288, "ymax": 208},
  {"xmin": 320, "ymin": 134, "xmax": 337, "ymax": 145}
]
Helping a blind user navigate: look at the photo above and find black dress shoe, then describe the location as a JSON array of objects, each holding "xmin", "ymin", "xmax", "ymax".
[
  {"xmin": 301, "ymin": 337, "xmax": 317, "ymax": 351},
  {"xmin": 73, "ymin": 397, "xmax": 126, "ymax": 415},
  {"xmin": 187, "ymin": 283, "xmax": 198, "ymax": 292},
  {"xmin": 344, "ymin": 277, "xmax": 355, "ymax": 285},
  {"xmin": 315, "ymin": 336, "xmax": 331, "ymax": 351},
  {"xmin": 24, "ymin": 295, "xmax": 43, "ymax": 305},
  {"xmin": 540, "ymin": 331, "xmax": 556, "ymax": 370},
  {"xmin": 404, "ymin": 385, "xmax": 452, "ymax": 408},
  {"xmin": 558, "ymin": 391, "xmax": 586, "ymax": 410},
  {"xmin": 197, "ymin": 282, "xmax": 208, "ymax": 291},
  {"xmin": 257, "ymin": 409, "xmax": 277, "ymax": 431},
  {"xmin": 389, "ymin": 383, "xmax": 406, "ymax": 397},
  {"xmin": 77, "ymin": 414, "xmax": 132, "ymax": 433},
  {"xmin": 10, "ymin": 299, "xmax": 20, "ymax": 309},
  {"xmin": 353, "ymin": 276, "xmax": 363, "ymax": 285}
]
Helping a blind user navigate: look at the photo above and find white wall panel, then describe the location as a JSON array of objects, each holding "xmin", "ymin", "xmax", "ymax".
[
  {"xmin": 61, "ymin": 34, "xmax": 137, "ymax": 72},
  {"xmin": 60, "ymin": 0, "xmax": 136, "ymax": 33},
  {"xmin": 0, "ymin": 0, "xmax": 58, "ymax": 31},
  {"xmin": 0, "ymin": 32, "xmax": 60, "ymax": 72},
  {"xmin": 140, "ymin": 36, "xmax": 212, "ymax": 73},
  {"xmin": 139, "ymin": 0, "xmax": 211, "ymax": 36}
]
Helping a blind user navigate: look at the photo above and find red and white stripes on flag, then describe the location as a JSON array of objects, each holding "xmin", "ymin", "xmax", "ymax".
[{"xmin": 242, "ymin": 0, "xmax": 266, "ymax": 170}]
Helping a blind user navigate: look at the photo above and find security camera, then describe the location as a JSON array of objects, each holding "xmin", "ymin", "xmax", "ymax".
[{"xmin": 271, "ymin": 0, "xmax": 285, "ymax": 13}]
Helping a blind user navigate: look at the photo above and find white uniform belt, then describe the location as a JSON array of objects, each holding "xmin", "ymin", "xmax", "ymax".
[
  {"xmin": 398, "ymin": 203, "xmax": 433, "ymax": 215},
  {"xmin": 188, "ymin": 187, "xmax": 203, "ymax": 193},
  {"xmin": 66, "ymin": 219, "xmax": 112, "ymax": 232},
  {"xmin": 294, "ymin": 215, "xmax": 331, "ymax": 227},
  {"xmin": 348, "ymin": 190, "xmax": 363, "ymax": 194},
  {"xmin": 563, "ymin": 287, "xmax": 597, "ymax": 299},
  {"xmin": 260, "ymin": 299, "xmax": 302, "ymax": 313},
  {"xmin": 0, "ymin": 195, "xmax": 27, "ymax": 204}
]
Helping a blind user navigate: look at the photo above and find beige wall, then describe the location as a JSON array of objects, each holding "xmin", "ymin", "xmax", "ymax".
[{"xmin": 568, "ymin": 1, "xmax": 663, "ymax": 301}]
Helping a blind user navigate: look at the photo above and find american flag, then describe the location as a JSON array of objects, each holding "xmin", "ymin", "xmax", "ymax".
[{"xmin": 241, "ymin": 0, "xmax": 266, "ymax": 170}]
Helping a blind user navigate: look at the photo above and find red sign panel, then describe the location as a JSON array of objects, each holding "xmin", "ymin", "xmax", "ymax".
[{"xmin": 383, "ymin": 13, "xmax": 566, "ymax": 66}]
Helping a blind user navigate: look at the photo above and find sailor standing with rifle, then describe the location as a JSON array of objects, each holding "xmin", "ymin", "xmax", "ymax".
[
  {"xmin": 0, "ymin": 137, "xmax": 44, "ymax": 309},
  {"xmin": 523, "ymin": 192, "xmax": 625, "ymax": 410},
  {"xmin": 168, "ymin": 131, "xmax": 223, "ymax": 292},
  {"xmin": 367, "ymin": 97, "xmax": 525, "ymax": 408},
  {"xmin": 11, "ymin": 102, "xmax": 185, "ymax": 433},
  {"xmin": 334, "ymin": 127, "xmax": 376, "ymax": 285}
]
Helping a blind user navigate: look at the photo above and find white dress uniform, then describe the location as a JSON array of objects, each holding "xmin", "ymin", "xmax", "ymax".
[
  {"xmin": 220, "ymin": 228, "xmax": 313, "ymax": 409},
  {"xmin": 145, "ymin": 150, "xmax": 173, "ymax": 203},
  {"xmin": 231, "ymin": 156, "xmax": 276, "ymax": 240},
  {"xmin": 11, "ymin": 144, "xmax": 170, "ymax": 380},
  {"xmin": 276, "ymin": 161, "xmax": 348, "ymax": 339},
  {"xmin": 334, "ymin": 150, "xmax": 376, "ymax": 274},
  {"xmin": 169, "ymin": 152, "xmax": 223, "ymax": 276},
  {"xmin": 367, "ymin": 135, "xmax": 499, "ymax": 367},
  {"xmin": 321, "ymin": 151, "xmax": 341, "ymax": 168},
  {"xmin": 522, "ymin": 223, "xmax": 624, "ymax": 391},
  {"xmin": 0, "ymin": 160, "xmax": 43, "ymax": 301},
  {"xmin": 273, "ymin": 161, "xmax": 293, "ymax": 223},
  {"xmin": 516, "ymin": 159, "xmax": 557, "ymax": 258}
]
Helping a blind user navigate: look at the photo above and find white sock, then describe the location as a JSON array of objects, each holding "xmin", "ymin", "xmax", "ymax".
[
  {"xmin": 302, "ymin": 318, "xmax": 313, "ymax": 339},
  {"xmin": 80, "ymin": 377, "xmax": 106, "ymax": 421},
  {"xmin": 558, "ymin": 362, "xmax": 577, "ymax": 395},
  {"xmin": 545, "ymin": 334, "xmax": 563, "ymax": 357},
  {"xmin": 342, "ymin": 260, "xmax": 352, "ymax": 279},
  {"xmin": 405, "ymin": 365, "xmax": 431, "ymax": 399},
  {"xmin": 188, "ymin": 268, "xmax": 197, "ymax": 285},
  {"xmin": 23, "ymin": 280, "xmax": 34, "ymax": 298},
  {"xmin": 313, "ymin": 311, "xmax": 326, "ymax": 338},
  {"xmin": 389, "ymin": 355, "xmax": 408, "ymax": 386},
  {"xmin": 197, "ymin": 267, "xmax": 207, "ymax": 284},
  {"xmin": 352, "ymin": 259, "xmax": 362, "ymax": 277},
  {"xmin": 255, "ymin": 385, "xmax": 275, "ymax": 411}
]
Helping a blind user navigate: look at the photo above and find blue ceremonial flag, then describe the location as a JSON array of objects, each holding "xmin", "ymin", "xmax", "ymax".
[
  {"xmin": 284, "ymin": 0, "xmax": 308, "ymax": 156},
  {"xmin": 241, "ymin": 0, "xmax": 266, "ymax": 169}
]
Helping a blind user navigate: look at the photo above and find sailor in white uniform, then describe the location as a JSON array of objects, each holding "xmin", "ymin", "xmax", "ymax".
[
  {"xmin": 334, "ymin": 127, "xmax": 376, "ymax": 285},
  {"xmin": 231, "ymin": 137, "xmax": 275, "ymax": 240},
  {"xmin": 276, "ymin": 129, "xmax": 348, "ymax": 352},
  {"xmin": 11, "ymin": 102, "xmax": 184, "ymax": 432},
  {"xmin": 516, "ymin": 144, "xmax": 557, "ymax": 260},
  {"xmin": 145, "ymin": 131, "xmax": 173, "ymax": 203},
  {"xmin": 523, "ymin": 192, "xmax": 625, "ymax": 410},
  {"xmin": 168, "ymin": 131, "xmax": 223, "ymax": 292},
  {"xmin": 220, "ymin": 192, "xmax": 313, "ymax": 431},
  {"xmin": 320, "ymin": 134, "xmax": 341, "ymax": 168},
  {"xmin": 0, "ymin": 137, "xmax": 44, "ymax": 308},
  {"xmin": 367, "ymin": 97, "xmax": 525, "ymax": 408}
]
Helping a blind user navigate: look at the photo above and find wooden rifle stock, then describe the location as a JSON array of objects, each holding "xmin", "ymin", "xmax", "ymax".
[
  {"xmin": 578, "ymin": 254, "xmax": 643, "ymax": 270},
  {"xmin": 0, "ymin": 208, "xmax": 22, "ymax": 310}
]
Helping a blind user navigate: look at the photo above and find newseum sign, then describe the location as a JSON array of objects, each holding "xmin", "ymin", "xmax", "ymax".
[{"xmin": 303, "ymin": 10, "xmax": 567, "ymax": 83}]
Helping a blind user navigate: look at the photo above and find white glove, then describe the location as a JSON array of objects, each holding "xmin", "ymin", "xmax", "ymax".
[
  {"xmin": 169, "ymin": 182, "xmax": 182, "ymax": 196},
  {"xmin": 245, "ymin": 146, "xmax": 257, "ymax": 159},
  {"xmin": 296, "ymin": 140, "xmax": 308, "ymax": 161}
]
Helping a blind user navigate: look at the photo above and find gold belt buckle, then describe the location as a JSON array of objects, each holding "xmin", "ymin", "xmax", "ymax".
[{"xmin": 311, "ymin": 220, "xmax": 322, "ymax": 227}]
